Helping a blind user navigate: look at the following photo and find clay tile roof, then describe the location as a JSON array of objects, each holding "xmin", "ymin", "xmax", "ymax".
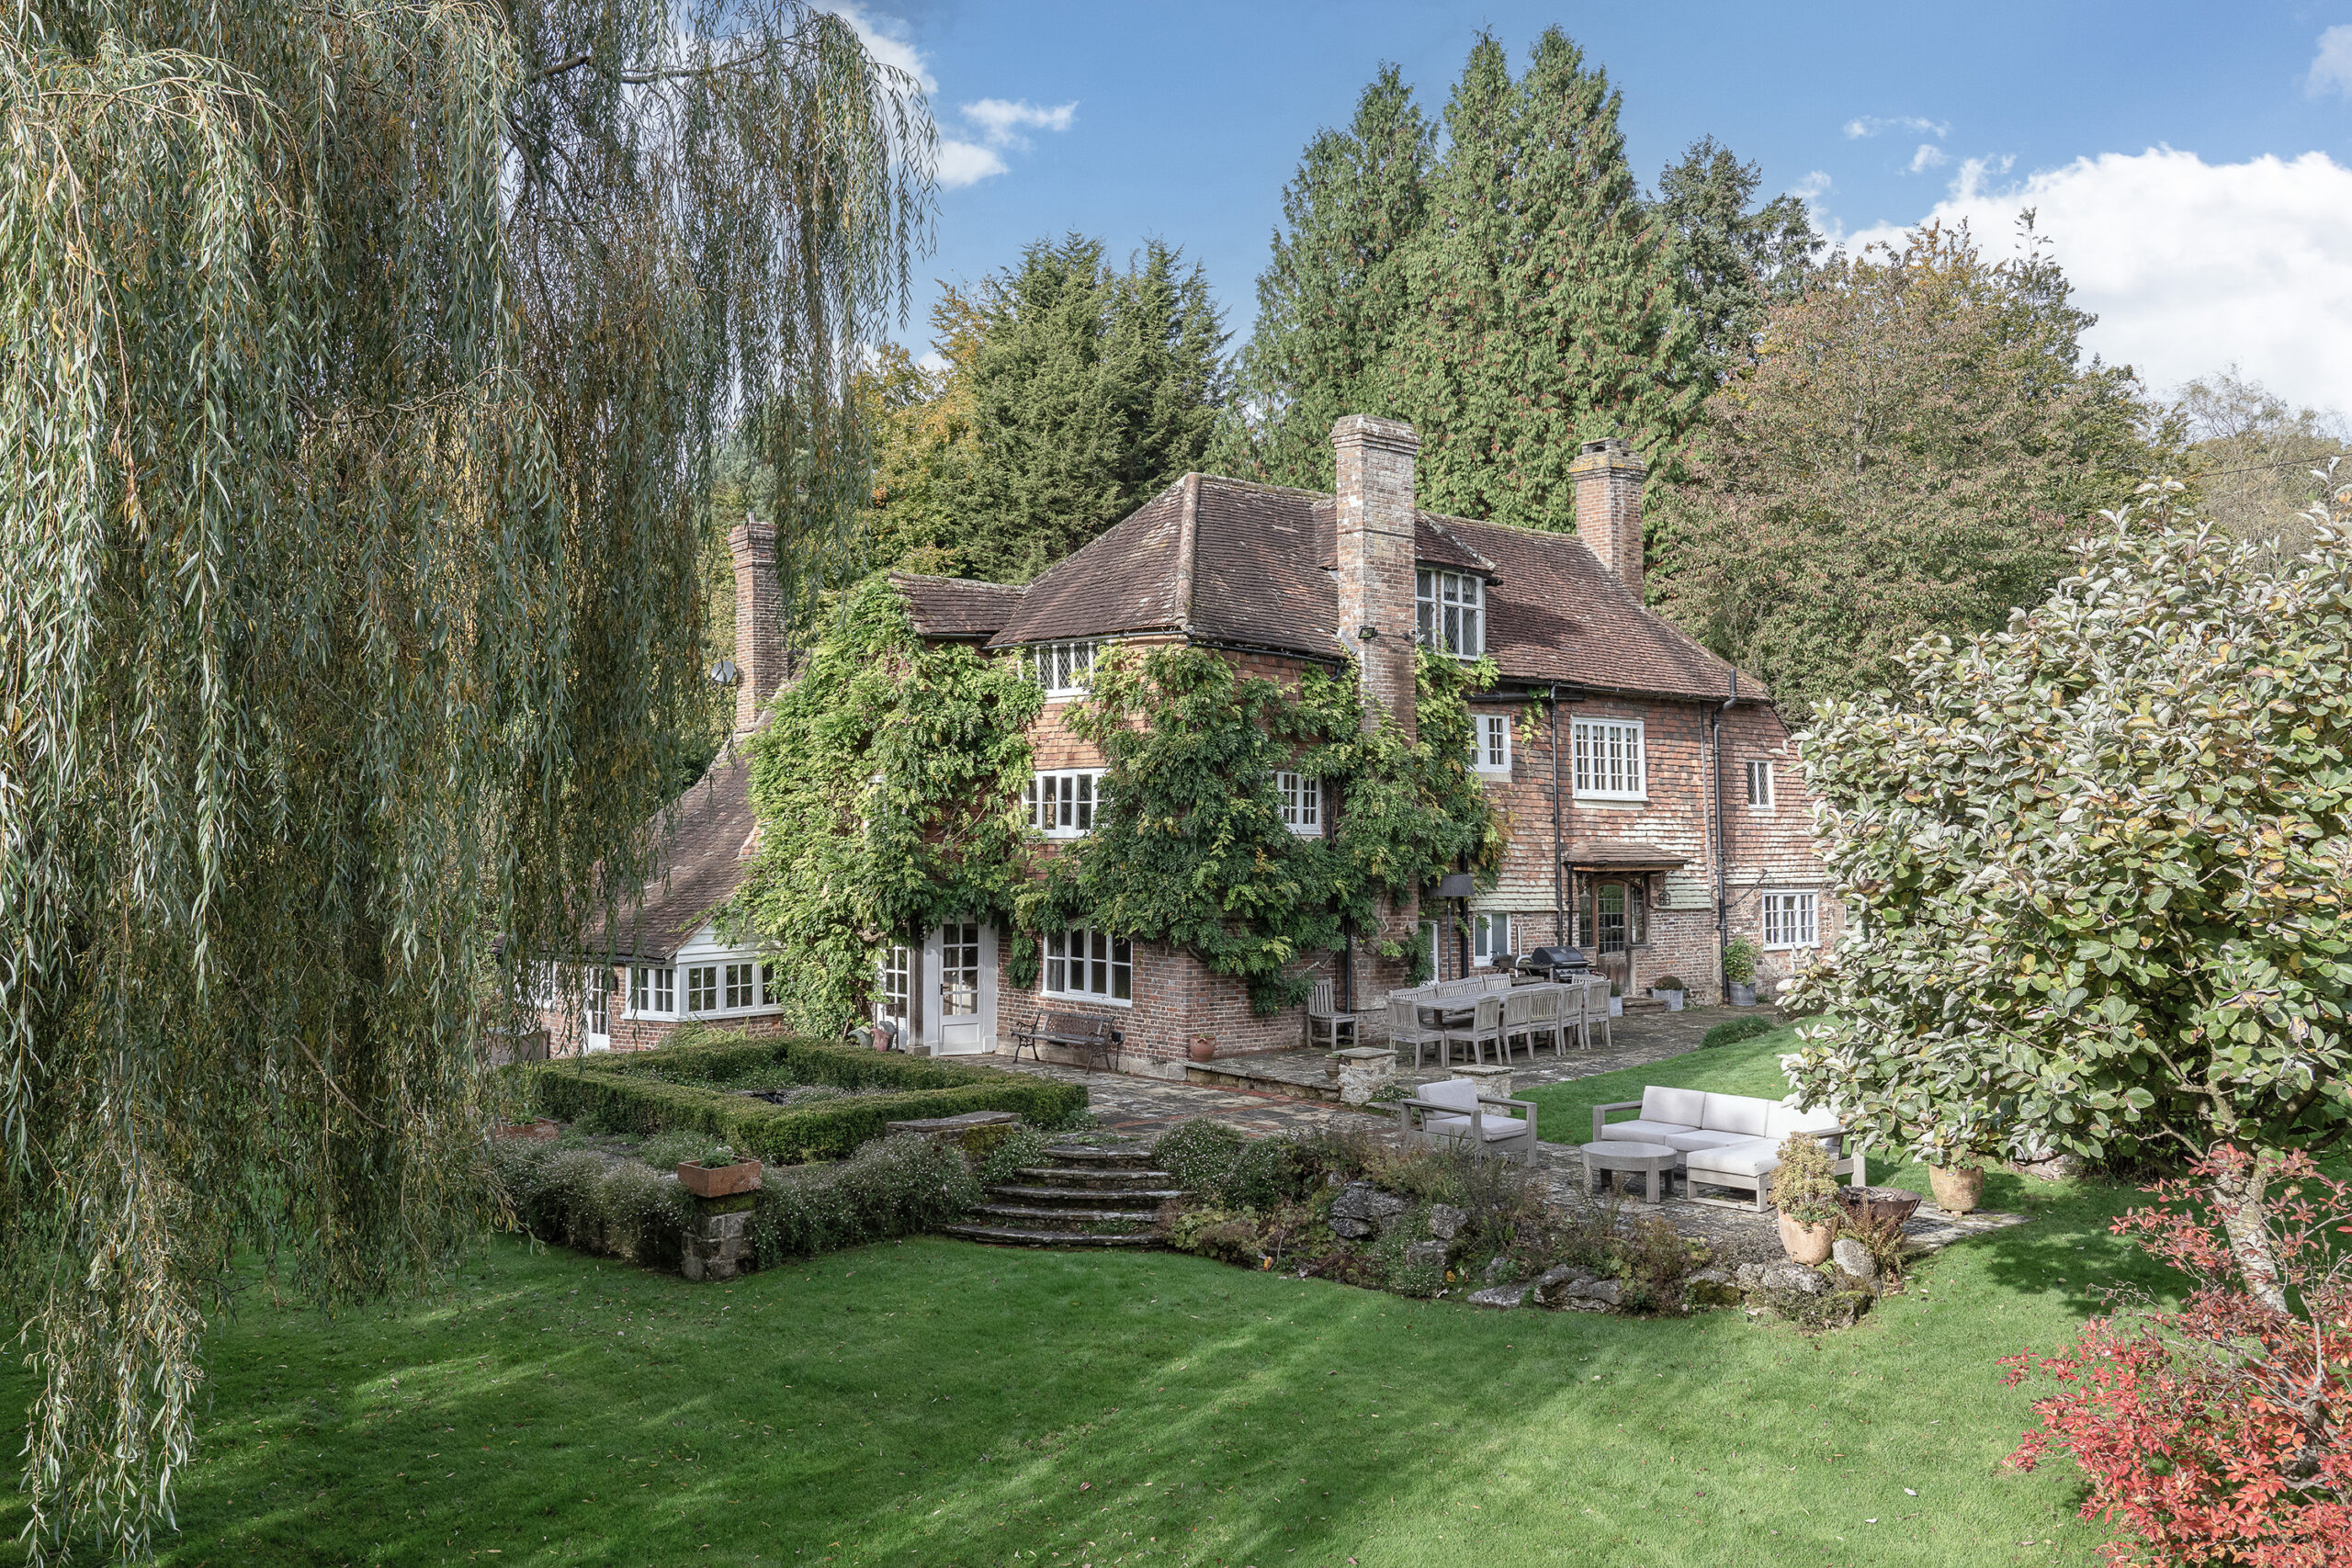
[
  {"xmin": 962, "ymin": 471, "xmax": 1751, "ymax": 702},
  {"xmin": 589, "ymin": 749, "xmax": 757, "ymax": 962},
  {"xmin": 891, "ymin": 572, "xmax": 1026, "ymax": 639},
  {"xmin": 989, "ymin": 479, "xmax": 1196, "ymax": 647},
  {"xmin": 1566, "ymin": 839, "xmax": 1691, "ymax": 870}
]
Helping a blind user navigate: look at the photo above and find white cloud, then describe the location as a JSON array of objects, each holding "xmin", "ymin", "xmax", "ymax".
[
  {"xmin": 1839, "ymin": 147, "xmax": 2352, "ymax": 412},
  {"xmin": 1844, "ymin": 114, "xmax": 1951, "ymax": 141},
  {"xmin": 2308, "ymin": 24, "xmax": 2352, "ymax": 97},
  {"xmin": 962, "ymin": 97, "xmax": 1079, "ymax": 148},
  {"xmin": 1907, "ymin": 143, "xmax": 1948, "ymax": 174},
  {"xmin": 934, "ymin": 140, "xmax": 1010, "ymax": 189}
]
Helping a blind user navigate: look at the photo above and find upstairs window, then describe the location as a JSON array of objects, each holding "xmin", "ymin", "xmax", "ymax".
[
  {"xmin": 1471, "ymin": 712, "xmax": 1512, "ymax": 776},
  {"xmin": 1746, "ymin": 759, "xmax": 1774, "ymax": 808},
  {"xmin": 1276, "ymin": 771, "xmax": 1321, "ymax": 835},
  {"xmin": 1572, "ymin": 717, "xmax": 1645, "ymax": 800},
  {"xmin": 1025, "ymin": 640, "xmax": 1098, "ymax": 696},
  {"xmin": 1026, "ymin": 769, "xmax": 1106, "ymax": 838},
  {"xmin": 1044, "ymin": 927, "xmax": 1132, "ymax": 1002},
  {"xmin": 1415, "ymin": 570, "xmax": 1484, "ymax": 658}
]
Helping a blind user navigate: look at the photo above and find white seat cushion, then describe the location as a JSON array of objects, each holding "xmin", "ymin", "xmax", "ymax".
[
  {"xmin": 1419, "ymin": 1078, "xmax": 1478, "ymax": 1113},
  {"xmin": 1657, "ymin": 1128, "xmax": 1754, "ymax": 1153},
  {"xmin": 1684, "ymin": 1139, "xmax": 1781, "ymax": 1179},
  {"xmin": 1599, "ymin": 1119, "xmax": 1699, "ymax": 1143},
  {"xmin": 1701, "ymin": 1092, "xmax": 1771, "ymax": 1137},
  {"xmin": 1640, "ymin": 1085, "xmax": 1706, "ymax": 1126},
  {"xmin": 1426, "ymin": 1114, "xmax": 1530, "ymax": 1142},
  {"xmin": 1764, "ymin": 1101, "xmax": 1844, "ymax": 1139}
]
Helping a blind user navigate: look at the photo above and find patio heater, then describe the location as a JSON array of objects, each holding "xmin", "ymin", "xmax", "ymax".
[{"xmin": 1434, "ymin": 871, "xmax": 1476, "ymax": 981}]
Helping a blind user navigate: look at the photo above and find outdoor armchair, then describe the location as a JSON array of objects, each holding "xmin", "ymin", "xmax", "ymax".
[{"xmin": 1396, "ymin": 1076, "xmax": 1541, "ymax": 1161}]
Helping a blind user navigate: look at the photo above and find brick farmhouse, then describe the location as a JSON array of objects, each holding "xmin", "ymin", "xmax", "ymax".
[{"xmin": 534, "ymin": 416, "xmax": 1838, "ymax": 1073}]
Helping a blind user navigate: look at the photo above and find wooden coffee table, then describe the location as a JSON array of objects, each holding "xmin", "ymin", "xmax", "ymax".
[{"xmin": 1579, "ymin": 1140, "xmax": 1678, "ymax": 1204}]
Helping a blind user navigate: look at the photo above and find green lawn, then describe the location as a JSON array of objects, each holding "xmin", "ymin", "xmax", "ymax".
[{"xmin": 0, "ymin": 1037, "xmax": 2169, "ymax": 1568}]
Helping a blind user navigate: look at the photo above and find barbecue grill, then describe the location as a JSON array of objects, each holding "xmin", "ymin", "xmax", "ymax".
[{"xmin": 1516, "ymin": 945, "xmax": 1590, "ymax": 981}]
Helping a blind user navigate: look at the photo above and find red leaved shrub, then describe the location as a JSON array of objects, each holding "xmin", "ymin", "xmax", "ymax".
[{"xmin": 2002, "ymin": 1147, "xmax": 2352, "ymax": 1567}]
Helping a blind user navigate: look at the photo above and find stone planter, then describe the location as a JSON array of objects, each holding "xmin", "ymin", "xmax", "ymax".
[
  {"xmin": 678, "ymin": 1158, "xmax": 763, "ymax": 1199},
  {"xmin": 1838, "ymin": 1185, "xmax": 1924, "ymax": 1228},
  {"xmin": 1928, "ymin": 1164, "xmax": 1984, "ymax": 1216},
  {"xmin": 1777, "ymin": 1212, "xmax": 1835, "ymax": 1266},
  {"xmin": 1727, "ymin": 982, "xmax": 1757, "ymax": 1007},
  {"xmin": 1330, "ymin": 1047, "xmax": 1394, "ymax": 1107},
  {"xmin": 1455, "ymin": 1062, "xmax": 1514, "ymax": 1101},
  {"xmin": 1652, "ymin": 988, "xmax": 1686, "ymax": 1011}
]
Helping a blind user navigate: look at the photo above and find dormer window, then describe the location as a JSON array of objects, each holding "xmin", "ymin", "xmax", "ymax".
[{"xmin": 1416, "ymin": 570, "xmax": 1484, "ymax": 658}]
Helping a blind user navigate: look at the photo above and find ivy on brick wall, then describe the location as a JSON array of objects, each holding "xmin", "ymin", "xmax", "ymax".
[
  {"xmin": 729, "ymin": 575, "xmax": 1041, "ymax": 1029},
  {"xmin": 1025, "ymin": 644, "xmax": 1506, "ymax": 1011}
]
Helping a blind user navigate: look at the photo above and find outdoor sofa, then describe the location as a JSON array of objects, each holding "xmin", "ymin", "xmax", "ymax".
[
  {"xmin": 1593, "ymin": 1085, "xmax": 1862, "ymax": 1210},
  {"xmin": 1397, "ymin": 1077, "xmax": 1541, "ymax": 1161}
]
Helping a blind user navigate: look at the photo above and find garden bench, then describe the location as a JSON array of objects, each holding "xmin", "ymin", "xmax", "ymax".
[
  {"xmin": 1009, "ymin": 1009, "xmax": 1122, "ymax": 1071},
  {"xmin": 1593, "ymin": 1085, "xmax": 1861, "ymax": 1210}
]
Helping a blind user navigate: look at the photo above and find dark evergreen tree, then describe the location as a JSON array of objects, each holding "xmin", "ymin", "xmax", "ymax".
[
  {"xmin": 1384, "ymin": 30, "xmax": 1706, "ymax": 530},
  {"xmin": 952, "ymin": 234, "xmax": 1228, "ymax": 581},
  {"xmin": 1650, "ymin": 136, "xmax": 1822, "ymax": 379},
  {"xmin": 1214, "ymin": 65, "xmax": 1435, "ymax": 491}
]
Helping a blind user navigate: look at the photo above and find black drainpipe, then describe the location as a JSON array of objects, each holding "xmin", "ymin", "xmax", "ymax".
[{"xmin": 1713, "ymin": 671, "xmax": 1737, "ymax": 998}]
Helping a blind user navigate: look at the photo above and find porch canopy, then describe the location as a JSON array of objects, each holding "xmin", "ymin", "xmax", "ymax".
[{"xmin": 1564, "ymin": 840, "xmax": 1689, "ymax": 874}]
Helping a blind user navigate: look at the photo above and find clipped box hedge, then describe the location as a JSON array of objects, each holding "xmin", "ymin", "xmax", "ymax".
[{"xmin": 519, "ymin": 1032, "xmax": 1086, "ymax": 1165}]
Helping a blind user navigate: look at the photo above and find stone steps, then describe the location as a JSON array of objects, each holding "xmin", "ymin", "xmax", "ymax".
[{"xmin": 949, "ymin": 1142, "xmax": 1184, "ymax": 1249}]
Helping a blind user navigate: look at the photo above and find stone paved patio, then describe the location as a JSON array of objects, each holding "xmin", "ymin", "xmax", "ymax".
[{"xmin": 984, "ymin": 1004, "xmax": 2029, "ymax": 1261}]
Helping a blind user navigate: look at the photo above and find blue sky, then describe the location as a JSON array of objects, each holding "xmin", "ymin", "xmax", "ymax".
[{"xmin": 834, "ymin": 2, "xmax": 2352, "ymax": 412}]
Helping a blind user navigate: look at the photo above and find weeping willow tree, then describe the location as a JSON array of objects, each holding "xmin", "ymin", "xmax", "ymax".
[{"xmin": 0, "ymin": 1, "xmax": 931, "ymax": 1556}]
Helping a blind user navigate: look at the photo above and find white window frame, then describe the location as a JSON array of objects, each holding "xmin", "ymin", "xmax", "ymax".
[
  {"xmin": 1415, "ymin": 570, "xmax": 1485, "ymax": 658},
  {"xmin": 1746, "ymin": 759, "xmax": 1775, "ymax": 809},
  {"xmin": 1042, "ymin": 926, "xmax": 1133, "ymax": 1005},
  {"xmin": 1760, "ymin": 890, "xmax": 1819, "ymax": 951},
  {"xmin": 1470, "ymin": 911, "xmax": 1511, "ymax": 967},
  {"xmin": 1471, "ymin": 712, "xmax": 1512, "ymax": 776},
  {"xmin": 627, "ymin": 964, "xmax": 677, "ymax": 1018},
  {"xmin": 1025, "ymin": 769, "xmax": 1107, "ymax": 839},
  {"xmin": 876, "ymin": 942, "xmax": 913, "ymax": 1028},
  {"xmin": 724, "ymin": 962, "xmax": 759, "ymax": 1010},
  {"xmin": 760, "ymin": 961, "xmax": 779, "ymax": 1008},
  {"xmin": 1572, "ymin": 717, "xmax": 1646, "ymax": 800},
  {"xmin": 1024, "ymin": 640, "xmax": 1099, "ymax": 697},
  {"xmin": 1276, "ymin": 770, "xmax": 1321, "ymax": 836},
  {"xmin": 684, "ymin": 964, "xmax": 718, "ymax": 1014}
]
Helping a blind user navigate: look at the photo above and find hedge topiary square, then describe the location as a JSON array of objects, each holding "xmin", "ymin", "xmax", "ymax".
[{"xmin": 514, "ymin": 1032, "xmax": 1087, "ymax": 1164}]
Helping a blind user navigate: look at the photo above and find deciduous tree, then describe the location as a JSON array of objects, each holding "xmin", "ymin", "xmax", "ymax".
[{"xmin": 0, "ymin": 1, "xmax": 930, "ymax": 1553}]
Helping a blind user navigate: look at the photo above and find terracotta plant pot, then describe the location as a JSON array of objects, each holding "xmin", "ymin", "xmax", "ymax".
[
  {"xmin": 1778, "ymin": 1212, "xmax": 1835, "ymax": 1266},
  {"xmin": 1928, "ymin": 1164, "xmax": 1984, "ymax": 1215},
  {"xmin": 678, "ymin": 1158, "xmax": 763, "ymax": 1199},
  {"xmin": 494, "ymin": 1118, "xmax": 560, "ymax": 1142},
  {"xmin": 1189, "ymin": 1038, "xmax": 1216, "ymax": 1063}
]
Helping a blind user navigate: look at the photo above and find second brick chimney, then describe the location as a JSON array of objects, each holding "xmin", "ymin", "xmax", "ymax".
[
  {"xmin": 728, "ymin": 515, "xmax": 785, "ymax": 732},
  {"xmin": 1569, "ymin": 437, "xmax": 1647, "ymax": 599},
  {"xmin": 1331, "ymin": 415, "xmax": 1421, "ymax": 740}
]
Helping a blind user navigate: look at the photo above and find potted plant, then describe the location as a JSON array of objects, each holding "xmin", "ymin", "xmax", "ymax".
[
  {"xmin": 1723, "ymin": 938, "xmax": 1760, "ymax": 1006},
  {"xmin": 1649, "ymin": 974, "xmax": 1689, "ymax": 1011},
  {"xmin": 1769, "ymin": 1132, "xmax": 1842, "ymax": 1265},
  {"xmin": 1607, "ymin": 978, "xmax": 1623, "ymax": 1018},
  {"xmin": 676, "ymin": 1144, "xmax": 763, "ymax": 1199},
  {"xmin": 1927, "ymin": 1156, "xmax": 1986, "ymax": 1215},
  {"xmin": 1189, "ymin": 1032, "xmax": 1217, "ymax": 1064}
]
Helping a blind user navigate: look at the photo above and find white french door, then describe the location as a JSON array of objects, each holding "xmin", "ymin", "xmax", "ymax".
[{"xmin": 922, "ymin": 922, "xmax": 998, "ymax": 1055}]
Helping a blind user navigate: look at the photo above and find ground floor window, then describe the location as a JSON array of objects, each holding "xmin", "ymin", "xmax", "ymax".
[
  {"xmin": 628, "ymin": 965, "xmax": 676, "ymax": 1016},
  {"xmin": 878, "ymin": 942, "xmax": 913, "ymax": 1025},
  {"xmin": 684, "ymin": 964, "xmax": 718, "ymax": 1013},
  {"xmin": 939, "ymin": 921, "xmax": 983, "ymax": 1017},
  {"xmin": 1044, "ymin": 927, "xmax": 1132, "ymax": 1002},
  {"xmin": 1471, "ymin": 911, "xmax": 1512, "ymax": 965},
  {"xmin": 1761, "ymin": 890, "xmax": 1819, "ymax": 949}
]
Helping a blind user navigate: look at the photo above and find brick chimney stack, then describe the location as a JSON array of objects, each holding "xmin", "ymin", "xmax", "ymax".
[
  {"xmin": 728, "ymin": 515, "xmax": 784, "ymax": 732},
  {"xmin": 1569, "ymin": 437, "xmax": 1647, "ymax": 599},
  {"xmin": 1331, "ymin": 415, "xmax": 1420, "ymax": 740}
]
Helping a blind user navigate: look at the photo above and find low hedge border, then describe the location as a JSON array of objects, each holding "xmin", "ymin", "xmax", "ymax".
[{"xmin": 517, "ymin": 1033, "xmax": 1087, "ymax": 1164}]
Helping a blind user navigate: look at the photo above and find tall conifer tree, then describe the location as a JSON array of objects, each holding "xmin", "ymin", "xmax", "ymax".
[
  {"xmin": 1385, "ymin": 30, "xmax": 1704, "ymax": 530},
  {"xmin": 1216, "ymin": 65, "xmax": 1434, "ymax": 490},
  {"xmin": 1650, "ymin": 136, "xmax": 1821, "ymax": 380},
  {"xmin": 948, "ymin": 235, "xmax": 1227, "ymax": 581}
]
